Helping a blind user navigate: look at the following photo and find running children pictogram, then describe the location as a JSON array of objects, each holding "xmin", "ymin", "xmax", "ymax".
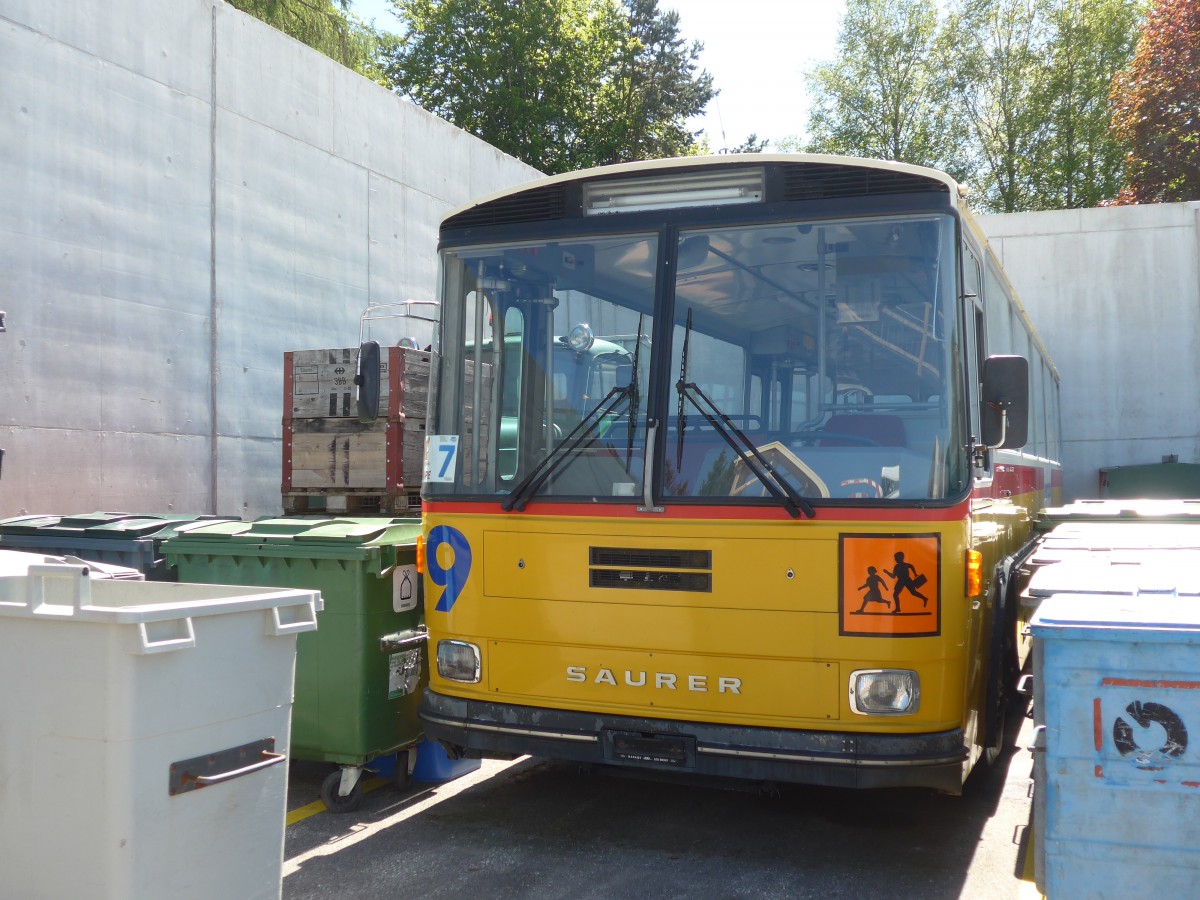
[{"xmin": 839, "ymin": 534, "xmax": 940, "ymax": 636}]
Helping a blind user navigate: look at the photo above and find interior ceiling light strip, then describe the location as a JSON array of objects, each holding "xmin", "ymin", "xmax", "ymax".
[{"xmin": 584, "ymin": 168, "xmax": 765, "ymax": 215}]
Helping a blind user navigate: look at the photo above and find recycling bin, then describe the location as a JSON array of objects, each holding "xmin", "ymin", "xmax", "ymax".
[
  {"xmin": 1099, "ymin": 461, "xmax": 1200, "ymax": 499},
  {"xmin": 0, "ymin": 563, "xmax": 320, "ymax": 900},
  {"xmin": 0, "ymin": 512, "xmax": 236, "ymax": 580},
  {"xmin": 163, "ymin": 516, "xmax": 426, "ymax": 811},
  {"xmin": 1031, "ymin": 562, "xmax": 1200, "ymax": 899}
]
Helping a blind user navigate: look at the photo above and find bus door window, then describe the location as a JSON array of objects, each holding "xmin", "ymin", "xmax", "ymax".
[
  {"xmin": 963, "ymin": 244, "xmax": 989, "ymax": 477},
  {"xmin": 434, "ymin": 260, "xmax": 500, "ymax": 490},
  {"xmin": 429, "ymin": 235, "xmax": 657, "ymax": 501},
  {"xmin": 497, "ymin": 305, "xmax": 524, "ymax": 481}
]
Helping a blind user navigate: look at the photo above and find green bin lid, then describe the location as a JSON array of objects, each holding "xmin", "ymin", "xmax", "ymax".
[
  {"xmin": 163, "ymin": 516, "xmax": 422, "ymax": 563},
  {"xmin": 0, "ymin": 512, "xmax": 238, "ymax": 540}
]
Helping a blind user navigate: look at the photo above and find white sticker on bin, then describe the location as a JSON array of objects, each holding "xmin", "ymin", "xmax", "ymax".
[{"xmin": 393, "ymin": 565, "xmax": 418, "ymax": 612}]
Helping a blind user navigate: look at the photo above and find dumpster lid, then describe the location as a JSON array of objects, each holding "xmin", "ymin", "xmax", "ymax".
[
  {"xmin": 300, "ymin": 518, "xmax": 423, "ymax": 547},
  {"xmin": 1026, "ymin": 549, "xmax": 1200, "ymax": 599},
  {"xmin": 1030, "ymin": 522, "xmax": 1200, "ymax": 567},
  {"xmin": 1038, "ymin": 499, "xmax": 1200, "ymax": 530},
  {"xmin": 1031, "ymin": 592, "xmax": 1200, "ymax": 639},
  {"xmin": 0, "ymin": 514, "xmax": 63, "ymax": 532},
  {"xmin": 0, "ymin": 512, "xmax": 238, "ymax": 540},
  {"xmin": 167, "ymin": 516, "xmax": 422, "ymax": 547},
  {"xmin": 0, "ymin": 550, "xmax": 144, "ymax": 580}
]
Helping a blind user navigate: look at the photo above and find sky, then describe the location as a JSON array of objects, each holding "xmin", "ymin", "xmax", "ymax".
[{"xmin": 350, "ymin": 0, "xmax": 847, "ymax": 151}]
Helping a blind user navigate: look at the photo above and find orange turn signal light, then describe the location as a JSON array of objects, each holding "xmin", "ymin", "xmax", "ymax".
[
  {"xmin": 966, "ymin": 549, "xmax": 983, "ymax": 597},
  {"xmin": 416, "ymin": 534, "xmax": 426, "ymax": 574}
]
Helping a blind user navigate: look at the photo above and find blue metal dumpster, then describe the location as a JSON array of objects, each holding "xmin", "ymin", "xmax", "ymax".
[
  {"xmin": 1031, "ymin": 578, "xmax": 1200, "ymax": 898},
  {"xmin": 0, "ymin": 512, "xmax": 235, "ymax": 580}
]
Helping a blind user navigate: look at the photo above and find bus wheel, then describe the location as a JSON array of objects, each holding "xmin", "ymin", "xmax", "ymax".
[
  {"xmin": 983, "ymin": 633, "xmax": 1015, "ymax": 769},
  {"xmin": 984, "ymin": 686, "xmax": 1007, "ymax": 768}
]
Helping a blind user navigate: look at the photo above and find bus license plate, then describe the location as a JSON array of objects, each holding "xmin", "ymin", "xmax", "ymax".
[{"xmin": 607, "ymin": 731, "xmax": 695, "ymax": 768}]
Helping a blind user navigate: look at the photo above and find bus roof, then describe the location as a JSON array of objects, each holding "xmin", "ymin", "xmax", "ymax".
[
  {"xmin": 440, "ymin": 153, "xmax": 1057, "ymax": 382},
  {"xmin": 440, "ymin": 153, "xmax": 965, "ymax": 228}
]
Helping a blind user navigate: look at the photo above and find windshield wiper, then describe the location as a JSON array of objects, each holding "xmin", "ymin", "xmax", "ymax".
[
  {"xmin": 675, "ymin": 308, "xmax": 815, "ymax": 519},
  {"xmin": 677, "ymin": 381, "xmax": 815, "ymax": 519},
  {"xmin": 502, "ymin": 383, "xmax": 634, "ymax": 512}
]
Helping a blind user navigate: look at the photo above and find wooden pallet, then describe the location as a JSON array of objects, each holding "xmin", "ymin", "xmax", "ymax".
[{"xmin": 282, "ymin": 489, "xmax": 422, "ymax": 516}]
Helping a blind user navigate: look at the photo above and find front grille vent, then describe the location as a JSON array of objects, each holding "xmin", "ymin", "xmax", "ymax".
[
  {"xmin": 590, "ymin": 570, "xmax": 712, "ymax": 592},
  {"xmin": 442, "ymin": 185, "xmax": 570, "ymax": 230},
  {"xmin": 589, "ymin": 547, "xmax": 712, "ymax": 569},
  {"xmin": 589, "ymin": 546, "xmax": 712, "ymax": 593},
  {"xmin": 781, "ymin": 163, "xmax": 949, "ymax": 201}
]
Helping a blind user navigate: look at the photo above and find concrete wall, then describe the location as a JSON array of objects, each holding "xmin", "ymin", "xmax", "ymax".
[
  {"xmin": 983, "ymin": 203, "xmax": 1200, "ymax": 501},
  {"xmin": 0, "ymin": 0, "xmax": 538, "ymax": 519}
]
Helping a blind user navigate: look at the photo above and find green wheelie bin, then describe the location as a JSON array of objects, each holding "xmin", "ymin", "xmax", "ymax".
[{"xmin": 162, "ymin": 516, "xmax": 426, "ymax": 812}]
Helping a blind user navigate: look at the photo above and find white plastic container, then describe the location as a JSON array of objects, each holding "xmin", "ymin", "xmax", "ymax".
[{"xmin": 0, "ymin": 563, "xmax": 321, "ymax": 900}]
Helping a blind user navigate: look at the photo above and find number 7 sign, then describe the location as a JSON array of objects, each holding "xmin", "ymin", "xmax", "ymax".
[{"xmin": 424, "ymin": 435, "xmax": 460, "ymax": 483}]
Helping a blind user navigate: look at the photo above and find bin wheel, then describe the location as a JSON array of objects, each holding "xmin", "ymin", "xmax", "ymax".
[
  {"xmin": 393, "ymin": 748, "xmax": 416, "ymax": 791},
  {"xmin": 320, "ymin": 770, "xmax": 363, "ymax": 814}
]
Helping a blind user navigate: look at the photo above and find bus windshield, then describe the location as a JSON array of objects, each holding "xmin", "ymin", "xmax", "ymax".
[{"xmin": 428, "ymin": 213, "xmax": 968, "ymax": 504}]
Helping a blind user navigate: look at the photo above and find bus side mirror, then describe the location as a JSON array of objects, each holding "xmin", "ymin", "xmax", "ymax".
[
  {"xmin": 356, "ymin": 340, "xmax": 381, "ymax": 423},
  {"xmin": 981, "ymin": 355, "xmax": 1028, "ymax": 449}
]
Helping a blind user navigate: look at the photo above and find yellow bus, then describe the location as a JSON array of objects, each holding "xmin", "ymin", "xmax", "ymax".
[{"xmin": 417, "ymin": 155, "xmax": 1061, "ymax": 793}]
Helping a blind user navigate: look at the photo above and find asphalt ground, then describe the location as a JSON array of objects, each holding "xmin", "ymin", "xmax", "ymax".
[{"xmin": 281, "ymin": 701, "xmax": 1041, "ymax": 899}]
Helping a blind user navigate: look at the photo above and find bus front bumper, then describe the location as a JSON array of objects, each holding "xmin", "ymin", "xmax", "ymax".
[{"xmin": 419, "ymin": 689, "xmax": 969, "ymax": 793}]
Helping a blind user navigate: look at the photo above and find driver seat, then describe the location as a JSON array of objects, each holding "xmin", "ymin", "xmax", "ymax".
[{"xmin": 819, "ymin": 414, "xmax": 907, "ymax": 447}]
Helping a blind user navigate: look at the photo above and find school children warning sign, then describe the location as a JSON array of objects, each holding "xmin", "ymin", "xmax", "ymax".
[{"xmin": 839, "ymin": 533, "xmax": 940, "ymax": 637}]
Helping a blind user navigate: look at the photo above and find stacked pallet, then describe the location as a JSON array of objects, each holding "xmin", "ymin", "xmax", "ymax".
[{"xmin": 282, "ymin": 346, "xmax": 429, "ymax": 515}]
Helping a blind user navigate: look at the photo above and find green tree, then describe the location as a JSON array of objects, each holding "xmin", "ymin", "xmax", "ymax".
[
  {"xmin": 382, "ymin": 0, "xmax": 714, "ymax": 174},
  {"xmin": 946, "ymin": 0, "xmax": 1051, "ymax": 212},
  {"xmin": 588, "ymin": 0, "xmax": 716, "ymax": 165},
  {"xmin": 807, "ymin": 0, "xmax": 1143, "ymax": 212},
  {"xmin": 804, "ymin": 0, "xmax": 964, "ymax": 174},
  {"xmin": 948, "ymin": 0, "xmax": 1142, "ymax": 211},
  {"xmin": 227, "ymin": 0, "xmax": 385, "ymax": 81},
  {"xmin": 1109, "ymin": 0, "xmax": 1200, "ymax": 203},
  {"xmin": 728, "ymin": 134, "xmax": 769, "ymax": 154},
  {"xmin": 1031, "ymin": 0, "xmax": 1144, "ymax": 208}
]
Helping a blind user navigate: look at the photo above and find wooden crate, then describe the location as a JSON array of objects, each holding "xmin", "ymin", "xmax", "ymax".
[
  {"xmin": 282, "ymin": 346, "xmax": 430, "ymax": 512},
  {"xmin": 286, "ymin": 346, "xmax": 429, "ymax": 421}
]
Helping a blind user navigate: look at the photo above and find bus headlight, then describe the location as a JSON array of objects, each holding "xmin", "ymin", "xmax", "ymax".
[
  {"xmin": 849, "ymin": 669, "xmax": 920, "ymax": 715},
  {"xmin": 437, "ymin": 640, "xmax": 481, "ymax": 683}
]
